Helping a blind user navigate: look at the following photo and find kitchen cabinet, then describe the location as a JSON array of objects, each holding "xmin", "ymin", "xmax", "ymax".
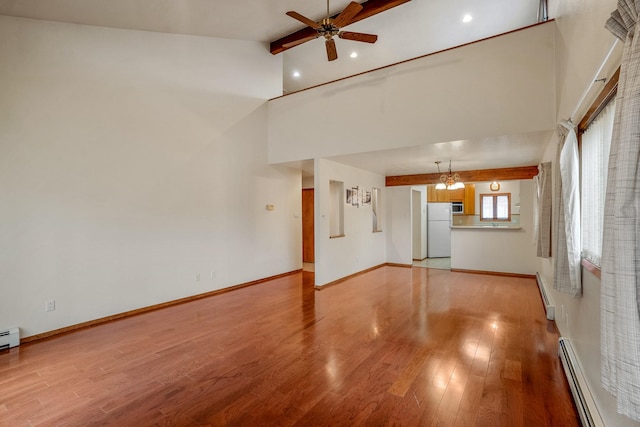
[
  {"xmin": 427, "ymin": 184, "xmax": 475, "ymax": 215},
  {"xmin": 427, "ymin": 186, "xmax": 456, "ymax": 202},
  {"xmin": 449, "ymin": 188, "xmax": 464, "ymax": 202},
  {"xmin": 464, "ymin": 184, "xmax": 475, "ymax": 215},
  {"xmin": 427, "ymin": 186, "xmax": 446, "ymax": 202}
]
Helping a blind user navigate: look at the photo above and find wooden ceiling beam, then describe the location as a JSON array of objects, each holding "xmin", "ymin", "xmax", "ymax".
[
  {"xmin": 385, "ymin": 165, "xmax": 540, "ymax": 187},
  {"xmin": 270, "ymin": 0, "xmax": 412, "ymax": 55}
]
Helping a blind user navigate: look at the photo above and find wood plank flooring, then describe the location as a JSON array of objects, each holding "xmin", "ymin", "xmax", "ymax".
[{"xmin": 0, "ymin": 267, "xmax": 579, "ymax": 426}]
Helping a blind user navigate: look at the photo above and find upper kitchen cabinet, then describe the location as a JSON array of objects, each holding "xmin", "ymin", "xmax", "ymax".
[
  {"xmin": 449, "ymin": 188, "xmax": 465, "ymax": 202},
  {"xmin": 427, "ymin": 186, "xmax": 453, "ymax": 202},
  {"xmin": 427, "ymin": 185, "xmax": 446, "ymax": 202},
  {"xmin": 464, "ymin": 184, "xmax": 475, "ymax": 215},
  {"xmin": 427, "ymin": 184, "xmax": 474, "ymax": 214}
]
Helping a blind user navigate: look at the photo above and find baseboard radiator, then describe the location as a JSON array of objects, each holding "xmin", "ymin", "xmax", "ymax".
[
  {"xmin": 0, "ymin": 327, "xmax": 20, "ymax": 351},
  {"xmin": 558, "ymin": 338, "xmax": 604, "ymax": 427},
  {"xmin": 536, "ymin": 272, "xmax": 555, "ymax": 320}
]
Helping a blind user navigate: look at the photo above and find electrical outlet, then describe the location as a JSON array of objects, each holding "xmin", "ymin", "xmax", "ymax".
[
  {"xmin": 46, "ymin": 299, "xmax": 55, "ymax": 312},
  {"xmin": 195, "ymin": 274, "xmax": 201, "ymax": 282},
  {"xmin": 210, "ymin": 271, "xmax": 216, "ymax": 279}
]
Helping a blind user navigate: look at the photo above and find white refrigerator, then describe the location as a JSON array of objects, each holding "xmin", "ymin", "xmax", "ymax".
[{"xmin": 427, "ymin": 202, "xmax": 451, "ymax": 258}]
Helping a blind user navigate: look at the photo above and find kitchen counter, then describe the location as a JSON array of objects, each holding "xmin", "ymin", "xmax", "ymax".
[
  {"xmin": 449, "ymin": 180, "xmax": 536, "ymax": 275},
  {"xmin": 451, "ymin": 225, "xmax": 521, "ymax": 230},
  {"xmin": 450, "ymin": 221, "xmax": 536, "ymax": 275}
]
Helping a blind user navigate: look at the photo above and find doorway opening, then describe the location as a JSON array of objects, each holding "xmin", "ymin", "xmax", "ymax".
[
  {"xmin": 413, "ymin": 188, "xmax": 451, "ymax": 270},
  {"xmin": 302, "ymin": 187, "xmax": 314, "ymax": 272}
]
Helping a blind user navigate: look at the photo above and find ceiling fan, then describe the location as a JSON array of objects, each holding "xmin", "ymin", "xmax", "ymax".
[{"xmin": 284, "ymin": 0, "xmax": 378, "ymax": 61}]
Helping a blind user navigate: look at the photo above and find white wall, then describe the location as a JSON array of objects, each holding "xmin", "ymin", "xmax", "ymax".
[
  {"xmin": 451, "ymin": 180, "xmax": 537, "ymax": 275},
  {"xmin": 411, "ymin": 187, "xmax": 427, "ymax": 260},
  {"xmin": 385, "ymin": 187, "xmax": 413, "ymax": 266},
  {"xmin": 0, "ymin": 16, "xmax": 300, "ymax": 338},
  {"xmin": 474, "ymin": 181, "xmax": 521, "ymax": 215},
  {"xmin": 314, "ymin": 159, "xmax": 386, "ymax": 286},
  {"xmin": 540, "ymin": 1, "xmax": 638, "ymax": 425},
  {"xmin": 268, "ymin": 22, "xmax": 556, "ymax": 164},
  {"xmin": 550, "ymin": 0, "xmax": 623, "ymax": 123},
  {"xmin": 302, "ymin": 176, "xmax": 315, "ymax": 189}
]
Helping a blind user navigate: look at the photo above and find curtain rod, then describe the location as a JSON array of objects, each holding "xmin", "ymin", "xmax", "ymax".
[{"xmin": 568, "ymin": 39, "xmax": 619, "ymax": 122}]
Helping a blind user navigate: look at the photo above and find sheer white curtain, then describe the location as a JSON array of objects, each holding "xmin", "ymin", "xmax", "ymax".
[
  {"xmin": 601, "ymin": 1, "xmax": 640, "ymax": 421},
  {"xmin": 581, "ymin": 99, "xmax": 615, "ymax": 266},
  {"xmin": 553, "ymin": 126, "xmax": 581, "ymax": 297},
  {"xmin": 533, "ymin": 162, "xmax": 552, "ymax": 257}
]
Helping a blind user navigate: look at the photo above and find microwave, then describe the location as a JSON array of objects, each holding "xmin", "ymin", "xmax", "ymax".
[{"xmin": 451, "ymin": 202, "xmax": 464, "ymax": 214}]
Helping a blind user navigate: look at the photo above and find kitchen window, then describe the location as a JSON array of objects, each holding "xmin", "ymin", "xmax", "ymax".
[{"xmin": 480, "ymin": 193, "xmax": 510, "ymax": 221}]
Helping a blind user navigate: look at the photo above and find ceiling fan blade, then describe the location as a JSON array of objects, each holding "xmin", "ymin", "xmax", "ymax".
[
  {"xmin": 333, "ymin": 1, "xmax": 364, "ymax": 28},
  {"xmin": 271, "ymin": 0, "xmax": 410, "ymax": 55},
  {"xmin": 286, "ymin": 11, "xmax": 321, "ymax": 29},
  {"xmin": 283, "ymin": 34, "xmax": 319, "ymax": 48},
  {"xmin": 338, "ymin": 31, "xmax": 378, "ymax": 43},
  {"xmin": 326, "ymin": 38, "xmax": 338, "ymax": 61}
]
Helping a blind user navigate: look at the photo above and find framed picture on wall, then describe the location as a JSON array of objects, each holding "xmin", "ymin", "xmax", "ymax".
[
  {"xmin": 346, "ymin": 189, "xmax": 353, "ymax": 204},
  {"xmin": 352, "ymin": 186, "xmax": 359, "ymax": 207},
  {"xmin": 364, "ymin": 191, "xmax": 371, "ymax": 205}
]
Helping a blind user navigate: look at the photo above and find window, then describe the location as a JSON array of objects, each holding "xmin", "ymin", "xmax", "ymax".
[
  {"xmin": 480, "ymin": 193, "xmax": 511, "ymax": 221},
  {"xmin": 580, "ymin": 98, "xmax": 616, "ymax": 267}
]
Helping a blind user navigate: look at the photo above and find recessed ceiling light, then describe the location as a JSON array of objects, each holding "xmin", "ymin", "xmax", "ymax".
[
  {"xmin": 462, "ymin": 14, "xmax": 473, "ymax": 23},
  {"xmin": 350, "ymin": 52, "xmax": 358, "ymax": 58},
  {"xmin": 292, "ymin": 71, "xmax": 301, "ymax": 78}
]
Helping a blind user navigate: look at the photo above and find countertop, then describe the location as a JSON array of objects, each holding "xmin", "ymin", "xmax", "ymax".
[{"xmin": 451, "ymin": 225, "xmax": 521, "ymax": 230}]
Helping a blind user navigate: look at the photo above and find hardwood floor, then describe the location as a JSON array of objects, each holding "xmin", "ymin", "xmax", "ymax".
[{"xmin": 0, "ymin": 267, "xmax": 578, "ymax": 426}]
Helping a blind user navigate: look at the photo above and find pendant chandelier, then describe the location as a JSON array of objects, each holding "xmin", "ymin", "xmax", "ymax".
[{"xmin": 435, "ymin": 161, "xmax": 465, "ymax": 190}]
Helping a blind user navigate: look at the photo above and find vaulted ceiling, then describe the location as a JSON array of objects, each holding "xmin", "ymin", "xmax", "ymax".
[
  {"xmin": 0, "ymin": 0, "xmax": 552, "ymax": 177},
  {"xmin": 0, "ymin": 0, "xmax": 542, "ymax": 94}
]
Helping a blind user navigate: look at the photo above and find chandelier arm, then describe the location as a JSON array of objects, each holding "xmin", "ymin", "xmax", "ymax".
[{"xmin": 435, "ymin": 161, "xmax": 464, "ymax": 190}]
